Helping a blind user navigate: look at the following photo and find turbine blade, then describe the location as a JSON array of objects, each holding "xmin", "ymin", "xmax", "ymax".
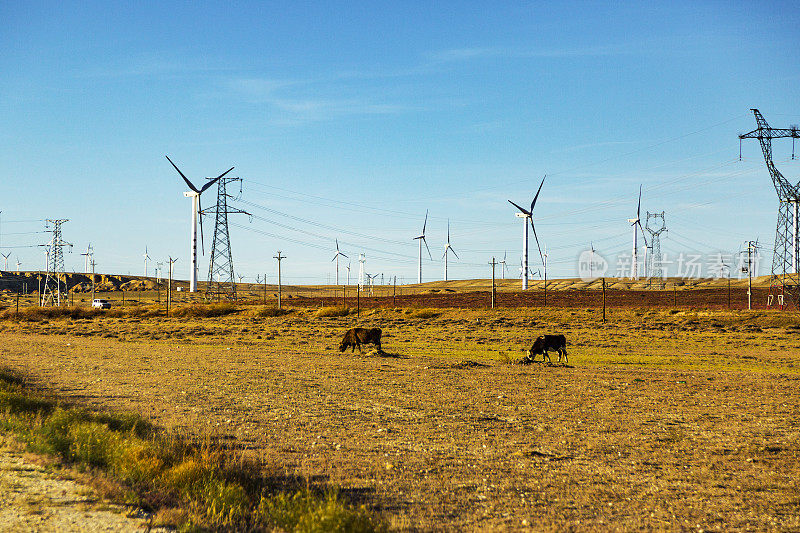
[
  {"xmin": 340, "ymin": 252, "xmax": 348, "ymax": 258},
  {"xmin": 336, "ymin": 238, "xmax": 340, "ymax": 252},
  {"xmin": 638, "ymin": 221, "xmax": 649, "ymax": 247},
  {"xmin": 530, "ymin": 175, "xmax": 546, "ymax": 212},
  {"xmin": 423, "ymin": 237, "xmax": 432, "ymax": 260},
  {"xmin": 637, "ymin": 184, "xmax": 642, "ymax": 219},
  {"xmin": 332, "ymin": 254, "xmax": 338, "ymax": 262},
  {"xmin": 508, "ymin": 200, "xmax": 530, "ymax": 215},
  {"xmin": 442, "ymin": 249, "xmax": 448, "ymax": 260},
  {"xmin": 422, "ymin": 210, "xmax": 428, "ymax": 235},
  {"xmin": 450, "ymin": 246, "xmax": 459, "ymax": 259},
  {"xmin": 166, "ymin": 155, "xmax": 199, "ymax": 193},
  {"xmin": 198, "ymin": 197, "xmax": 205, "ymax": 256},
  {"xmin": 530, "ymin": 219, "xmax": 544, "ymax": 265},
  {"xmin": 200, "ymin": 167, "xmax": 234, "ymax": 194},
  {"xmin": 447, "ymin": 219, "xmax": 450, "ymax": 242}
]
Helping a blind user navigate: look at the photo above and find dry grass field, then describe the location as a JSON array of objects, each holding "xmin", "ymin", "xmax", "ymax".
[{"xmin": 0, "ymin": 302, "xmax": 799, "ymax": 530}]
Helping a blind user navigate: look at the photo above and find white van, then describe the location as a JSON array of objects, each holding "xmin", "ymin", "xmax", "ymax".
[{"xmin": 92, "ymin": 299, "xmax": 111, "ymax": 309}]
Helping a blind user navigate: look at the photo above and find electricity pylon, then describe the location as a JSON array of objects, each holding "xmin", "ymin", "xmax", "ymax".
[
  {"xmin": 645, "ymin": 211, "xmax": 667, "ymax": 281},
  {"xmin": 204, "ymin": 176, "xmax": 249, "ymax": 301},
  {"xmin": 39, "ymin": 219, "xmax": 72, "ymax": 307},
  {"xmin": 740, "ymin": 109, "xmax": 800, "ymax": 309}
]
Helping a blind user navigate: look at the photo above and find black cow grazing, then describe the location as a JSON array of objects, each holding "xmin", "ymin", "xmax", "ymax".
[
  {"xmin": 339, "ymin": 327, "xmax": 383, "ymax": 353},
  {"xmin": 527, "ymin": 334, "xmax": 568, "ymax": 364}
]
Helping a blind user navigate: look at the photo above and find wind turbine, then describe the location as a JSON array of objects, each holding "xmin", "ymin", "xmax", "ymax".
[
  {"xmin": 413, "ymin": 210, "xmax": 432, "ymax": 284},
  {"xmin": 508, "ymin": 176, "xmax": 546, "ymax": 290},
  {"xmin": 442, "ymin": 219, "xmax": 459, "ymax": 281},
  {"xmin": 499, "ymin": 251, "xmax": 508, "ymax": 279},
  {"xmin": 627, "ymin": 185, "xmax": 649, "ymax": 280},
  {"xmin": 331, "ymin": 239, "xmax": 348, "ymax": 285},
  {"xmin": 80, "ymin": 244, "xmax": 93, "ymax": 274},
  {"xmin": 346, "ymin": 261, "xmax": 351, "ymax": 285},
  {"xmin": 143, "ymin": 246, "xmax": 151, "ymax": 277},
  {"xmin": 166, "ymin": 155, "xmax": 233, "ymax": 292},
  {"xmin": 15, "ymin": 257, "xmax": 21, "ymax": 274},
  {"xmin": 1, "ymin": 252, "xmax": 10, "ymax": 271}
]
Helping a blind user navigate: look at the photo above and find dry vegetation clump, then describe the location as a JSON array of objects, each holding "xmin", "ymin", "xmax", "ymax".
[
  {"xmin": 105, "ymin": 305, "xmax": 164, "ymax": 319},
  {"xmin": 250, "ymin": 306, "xmax": 291, "ymax": 317},
  {"xmin": 0, "ymin": 367, "xmax": 382, "ymax": 532},
  {"xmin": 0, "ymin": 306, "xmax": 99, "ymax": 321},
  {"xmin": 171, "ymin": 303, "xmax": 238, "ymax": 318},
  {"xmin": 407, "ymin": 308, "xmax": 440, "ymax": 319},
  {"xmin": 315, "ymin": 306, "xmax": 351, "ymax": 318}
]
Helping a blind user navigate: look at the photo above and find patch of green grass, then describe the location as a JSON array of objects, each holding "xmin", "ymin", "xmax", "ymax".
[{"xmin": 0, "ymin": 367, "xmax": 383, "ymax": 532}]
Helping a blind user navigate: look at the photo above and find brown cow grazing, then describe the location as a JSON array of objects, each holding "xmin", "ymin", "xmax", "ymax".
[
  {"xmin": 339, "ymin": 327, "xmax": 383, "ymax": 353},
  {"xmin": 527, "ymin": 334, "xmax": 568, "ymax": 364}
]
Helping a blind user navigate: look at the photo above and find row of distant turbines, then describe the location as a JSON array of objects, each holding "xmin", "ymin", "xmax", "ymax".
[{"xmin": 164, "ymin": 155, "xmax": 663, "ymax": 292}]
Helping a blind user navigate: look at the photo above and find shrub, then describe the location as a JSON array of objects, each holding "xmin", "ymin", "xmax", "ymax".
[
  {"xmin": 315, "ymin": 306, "xmax": 350, "ymax": 318},
  {"xmin": 251, "ymin": 306, "xmax": 291, "ymax": 317},
  {"xmin": 410, "ymin": 308, "xmax": 440, "ymax": 320},
  {"xmin": 171, "ymin": 303, "xmax": 237, "ymax": 318},
  {"xmin": 0, "ymin": 306, "xmax": 99, "ymax": 321}
]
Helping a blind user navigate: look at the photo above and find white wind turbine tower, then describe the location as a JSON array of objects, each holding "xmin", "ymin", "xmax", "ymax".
[
  {"xmin": 358, "ymin": 254, "xmax": 366, "ymax": 289},
  {"xmin": 626, "ymin": 185, "xmax": 649, "ymax": 280},
  {"xmin": 442, "ymin": 219, "xmax": 459, "ymax": 281},
  {"xmin": 508, "ymin": 176, "xmax": 546, "ymax": 290},
  {"xmin": 15, "ymin": 257, "xmax": 21, "ymax": 274},
  {"xmin": 413, "ymin": 210, "xmax": 432, "ymax": 284},
  {"xmin": 331, "ymin": 239, "xmax": 348, "ymax": 285},
  {"xmin": 81, "ymin": 244, "xmax": 93, "ymax": 274},
  {"xmin": 143, "ymin": 246, "xmax": 151, "ymax": 277},
  {"xmin": 1, "ymin": 253, "xmax": 10, "ymax": 271},
  {"xmin": 166, "ymin": 156, "xmax": 233, "ymax": 292}
]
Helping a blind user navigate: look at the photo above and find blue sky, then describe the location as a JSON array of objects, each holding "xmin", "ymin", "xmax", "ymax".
[{"xmin": 1, "ymin": 1, "xmax": 798, "ymax": 283}]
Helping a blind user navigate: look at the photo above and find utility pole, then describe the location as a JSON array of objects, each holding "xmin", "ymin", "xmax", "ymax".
[
  {"xmin": 90, "ymin": 259, "xmax": 96, "ymax": 303},
  {"xmin": 543, "ymin": 247, "xmax": 548, "ymax": 307},
  {"xmin": 274, "ymin": 251, "xmax": 285, "ymax": 309},
  {"xmin": 489, "ymin": 257, "xmax": 497, "ymax": 309},
  {"xmin": 167, "ymin": 257, "xmax": 178, "ymax": 317},
  {"xmin": 744, "ymin": 240, "xmax": 760, "ymax": 310}
]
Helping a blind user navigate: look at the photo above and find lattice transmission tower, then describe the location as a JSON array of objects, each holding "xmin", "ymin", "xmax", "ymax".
[
  {"xmin": 40, "ymin": 219, "xmax": 72, "ymax": 307},
  {"xmin": 203, "ymin": 176, "xmax": 249, "ymax": 301},
  {"xmin": 645, "ymin": 211, "xmax": 667, "ymax": 282},
  {"xmin": 739, "ymin": 109, "xmax": 800, "ymax": 309}
]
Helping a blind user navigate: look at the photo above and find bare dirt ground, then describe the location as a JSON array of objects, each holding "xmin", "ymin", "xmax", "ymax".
[
  {"xmin": 0, "ymin": 441, "xmax": 157, "ymax": 532},
  {"xmin": 1, "ymin": 306, "xmax": 799, "ymax": 531}
]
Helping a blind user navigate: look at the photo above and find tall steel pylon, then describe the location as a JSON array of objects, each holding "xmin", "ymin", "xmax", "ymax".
[
  {"xmin": 645, "ymin": 211, "xmax": 667, "ymax": 280},
  {"xmin": 40, "ymin": 219, "xmax": 72, "ymax": 307},
  {"xmin": 203, "ymin": 176, "xmax": 248, "ymax": 301},
  {"xmin": 740, "ymin": 109, "xmax": 800, "ymax": 309}
]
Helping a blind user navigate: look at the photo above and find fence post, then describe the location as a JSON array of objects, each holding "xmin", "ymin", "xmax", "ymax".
[{"xmin": 602, "ymin": 278, "xmax": 606, "ymax": 323}]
